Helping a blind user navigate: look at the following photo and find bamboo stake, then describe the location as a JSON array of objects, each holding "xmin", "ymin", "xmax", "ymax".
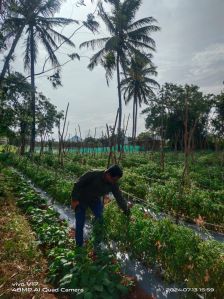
[{"xmin": 106, "ymin": 109, "xmax": 119, "ymax": 168}]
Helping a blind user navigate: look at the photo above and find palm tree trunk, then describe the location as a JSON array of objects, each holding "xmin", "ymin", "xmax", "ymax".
[
  {"xmin": 29, "ymin": 25, "xmax": 36, "ymax": 153},
  {"xmin": 182, "ymin": 94, "xmax": 189, "ymax": 185},
  {"xmin": 132, "ymin": 97, "xmax": 135, "ymax": 141},
  {"xmin": 116, "ymin": 54, "xmax": 122, "ymax": 152},
  {"xmin": 160, "ymin": 101, "xmax": 165, "ymax": 171},
  {"xmin": 20, "ymin": 121, "xmax": 26, "ymax": 155},
  {"xmin": 0, "ymin": 26, "xmax": 24, "ymax": 84},
  {"xmin": 40, "ymin": 134, "xmax": 44, "ymax": 156},
  {"xmin": 135, "ymin": 99, "xmax": 138, "ymax": 139}
]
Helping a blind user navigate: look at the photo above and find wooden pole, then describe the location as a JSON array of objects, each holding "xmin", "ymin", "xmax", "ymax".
[{"xmin": 106, "ymin": 109, "xmax": 119, "ymax": 168}]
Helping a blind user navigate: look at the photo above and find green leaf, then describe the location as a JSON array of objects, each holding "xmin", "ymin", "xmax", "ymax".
[
  {"xmin": 83, "ymin": 292, "xmax": 93, "ymax": 299},
  {"xmin": 94, "ymin": 285, "xmax": 104, "ymax": 292},
  {"xmin": 59, "ymin": 273, "xmax": 72, "ymax": 284},
  {"xmin": 102, "ymin": 278, "xmax": 111, "ymax": 286},
  {"xmin": 60, "ymin": 258, "xmax": 68, "ymax": 264},
  {"xmin": 116, "ymin": 284, "xmax": 129, "ymax": 294}
]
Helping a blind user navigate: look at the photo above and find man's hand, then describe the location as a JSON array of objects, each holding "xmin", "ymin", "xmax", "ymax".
[
  {"xmin": 71, "ymin": 199, "xmax": 79, "ymax": 210},
  {"xmin": 124, "ymin": 208, "xmax": 131, "ymax": 217},
  {"xmin": 123, "ymin": 201, "xmax": 133, "ymax": 217},
  {"xmin": 127, "ymin": 202, "xmax": 133, "ymax": 209}
]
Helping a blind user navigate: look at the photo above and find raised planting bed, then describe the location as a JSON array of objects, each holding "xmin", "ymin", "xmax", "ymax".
[{"xmin": 2, "ymin": 167, "xmax": 135, "ymax": 299}]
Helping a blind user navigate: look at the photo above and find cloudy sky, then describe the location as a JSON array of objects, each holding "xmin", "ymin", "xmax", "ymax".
[{"xmin": 5, "ymin": 0, "xmax": 224, "ymax": 138}]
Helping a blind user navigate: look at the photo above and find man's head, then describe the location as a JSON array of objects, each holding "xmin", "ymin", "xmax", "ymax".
[{"xmin": 104, "ymin": 164, "xmax": 123, "ymax": 184}]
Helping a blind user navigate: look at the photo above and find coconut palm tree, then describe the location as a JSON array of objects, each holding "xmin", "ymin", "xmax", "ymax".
[
  {"xmin": 121, "ymin": 54, "xmax": 159, "ymax": 140},
  {"xmin": 80, "ymin": 0, "xmax": 160, "ymax": 150},
  {"xmin": 0, "ymin": 0, "xmax": 76, "ymax": 152}
]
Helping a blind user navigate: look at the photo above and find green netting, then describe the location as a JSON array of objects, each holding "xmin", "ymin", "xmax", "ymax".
[
  {"xmin": 34, "ymin": 145, "xmax": 142, "ymax": 153},
  {"xmin": 68, "ymin": 145, "xmax": 141, "ymax": 153}
]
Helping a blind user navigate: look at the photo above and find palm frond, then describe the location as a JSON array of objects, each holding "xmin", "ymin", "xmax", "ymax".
[
  {"xmin": 122, "ymin": 83, "xmax": 134, "ymax": 103},
  {"xmin": 124, "ymin": 90, "xmax": 132, "ymax": 104},
  {"xmin": 144, "ymin": 77, "xmax": 160, "ymax": 88},
  {"xmin": 141, "ymin": 107, "xmax": 151, "ymax": 114},
  {"xmin": 38, "ymin": 17, "xmax": 78, "ymax": 26},
  {"xmin": 45, "ymin": 27, "xmax": 75, "ymax": 47},
  {"xmin": 141, "ymin": 87, "xmax": 157, "ymax": 104},
  {"xmin": 127, "ymin": 17, "xmax": 158, "ymax": 31},
  {"xmin": 79, "ymin": 37, "xmax": 110, "ymax": 50},
  {"xmin": 104, "ymin": 0, "xmax": 120, "ymax": 5},
  {"xmin": 23, "ymin": 29, "xmax": 38, "ymax": 70},
  {"xmin": 98, "ymin": 2, "xmax": 116, "ymax": 34},
  {"xmin": 124, "ymin": 87, "xmax": 135, "ymax": 104},
  {"xmin": 38, "ymin": 0, "xmax": 63, "ymax": 17},
  {"xmin": 23, "ymin": 33, "xmax": 31, "ymax": 70},
  {"xmin": 126, "ymin": 43, "xmax": 153, "ymax": 62},
  {"xmin": 88, "ymin": 48, "xmax": 107, "ymax": 70},
  {"xmin": 104, "ymin": 63, "xmax": 115, "ymax": 85},
  {"xmin": 127, "ymin": 39, "xmax": 155, "ymax": 51},
  {"xmin": 120, "ymin": 54, "xmax": 129, "ymax": 77},
  {"xmin": 14, "ymin": 0, "xmax": 34, "ymax": 16},
  {"xmin": 128, "ymin": 32, "xmax": 157, "ymax": 49},
  {"xmin": 120, "ymin": 77, "xmax": 132, "ymax": 87},
  {"xmin": 136, "ymin": 90, "xmax": 144, "ymax": 107},
  {"xmin": 133, "ymin": 34, "xmax": 157, "ymax": 48},
  {"xmin": 2, "ymin": 17, "xmax": 25, "ymax": 30},
  {"xmin": 37, "ymin": 26, "xmax": 59, "ymax": 67},
  {"xmin": 68, "ymin": 52, "xmax": 80, "ymax": 60},
  {"xmin": 122, "ymin": 0, "xmax": 142, "ymax": 24},
  {"xmin": 128, "ymin": 25, "xmax": 160, "ymax": 40},
  {"xmin": 142, "ymin": 68, "xmax": 158, "ymax": 77},
  {"xmin": 102, "ymin": 51, "xmax": 116, "ymax": 85},
  {"xmin": 82, "ymin": 13, "xmax": 99, "ymax": 33},
  {"xmin": 1, "ymin": 18, "xmax": 25, "ymax": 42},
  {"xmin": 1, "ymin": 31, "xmax": 14, "ymax": 42},
  {"xmin": 140, "ymin": 89, "xmax": 148, "ymax": 105},
  {"xmin": 36, "ymin": 25, "xmax": 58, "ymax": 49}
]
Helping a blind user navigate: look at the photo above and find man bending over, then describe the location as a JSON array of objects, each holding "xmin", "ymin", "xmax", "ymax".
[{"xmin": 71, "ymin": 164, "xmax": 130, "ymax": 248}]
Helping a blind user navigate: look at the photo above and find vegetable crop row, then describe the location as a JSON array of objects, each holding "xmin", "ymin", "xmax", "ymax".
[
  {"xmin": 2, "ymin": 166, "xmax": 133, "ymax": 299},
  {"xmin": 1, "ymin": 155, "xmax": 224, "ymax": 298},
  {"xmin": 4, "ymin": 153, "xmax": 223, "ymax": 226}
]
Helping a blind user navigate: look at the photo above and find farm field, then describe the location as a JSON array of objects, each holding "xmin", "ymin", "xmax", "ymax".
[
  {"xmin": 0, "ymin": 162, "xmax": 136, "ymax": 299},
  {"xmin": 3, "ymin": 150, "xmax": 223, "ymax": 227},
  {"xmin": 1, "ymin": 0, "xmax": 224, "ymax": 298},
  {"xmin": 0, "ymin": 149, "xmax": 223, "ymax": 298}
]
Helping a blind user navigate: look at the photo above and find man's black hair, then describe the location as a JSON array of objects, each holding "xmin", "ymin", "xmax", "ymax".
[{"xmin": 106, "ymin": 164, "xmax": 123, "ymax": 178}]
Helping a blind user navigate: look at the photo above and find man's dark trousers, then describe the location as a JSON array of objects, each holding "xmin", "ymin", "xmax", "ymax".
[{"xmin": 75, "ymin": 199, "xmax": 103, "ymax": 247}]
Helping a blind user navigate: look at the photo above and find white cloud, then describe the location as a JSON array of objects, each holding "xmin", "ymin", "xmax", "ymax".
[
  {"xmin": 186, "ymin": 43, "xmax": 224, "ymax": 93},
  {"xmin": 191, "ymin": 43, "xmax": 224, "ymax": 76}
]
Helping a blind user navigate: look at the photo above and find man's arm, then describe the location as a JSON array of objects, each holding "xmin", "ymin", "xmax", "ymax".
[{"xmin": 111, "ymin": 184, "xmax": 129, "ymax": 214}]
